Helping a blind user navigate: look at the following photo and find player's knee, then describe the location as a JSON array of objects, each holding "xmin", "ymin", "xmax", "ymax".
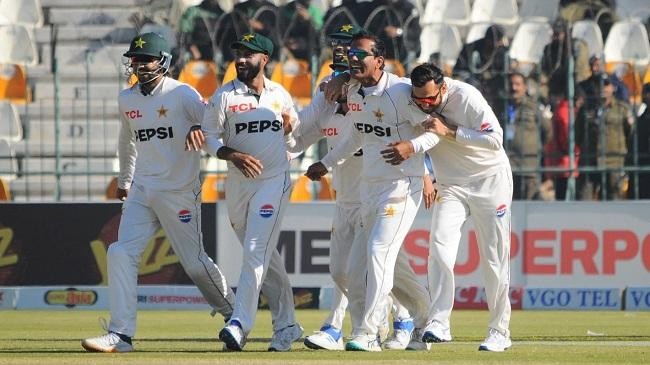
[
  {"xmin": 182, "ymin": 262, "xmax": 205, "ymax": 280},
  {"xmin": 107, "ymin": 242, "xmax": 129, "ymax": 261}
]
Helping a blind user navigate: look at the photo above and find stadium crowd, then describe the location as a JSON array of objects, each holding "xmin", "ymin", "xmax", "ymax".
[{"xmin": 167, "ymin": 0, "xmax": 650, "ymax": 201}]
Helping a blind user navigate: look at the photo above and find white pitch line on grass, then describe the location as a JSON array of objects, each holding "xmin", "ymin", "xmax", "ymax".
[{"xmin": 505, "ymin": 341, "xmax": 650, "ymax": 347}]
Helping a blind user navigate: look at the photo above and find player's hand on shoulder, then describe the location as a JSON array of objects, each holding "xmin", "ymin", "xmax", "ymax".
[
  {"xmin": 423, "ymin": 114, "xmax": 455, "ymax": 138},
  {"xmin": 230, "ymin": 152, "xmax": 264, "ymax": 178},
  {"xmin": 304, "ymin": 162, "xmax": 328, "ymax": 181},
  {"xmin": 185, "ymin": 125, "xmax": 205, "ymax": 151},
  {"xmin": 381, "ymin": 141, "xmax": 414, "ymax": 165}
]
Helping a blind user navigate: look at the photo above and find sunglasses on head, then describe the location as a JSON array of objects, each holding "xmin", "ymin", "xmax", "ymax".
[
  {"xmin": 330, "ymin": 39, "xmax": 351, "ymax": 48},
  {"xmin": 347, "ymin": 48, "xmax": 375, "ymax": 60}
]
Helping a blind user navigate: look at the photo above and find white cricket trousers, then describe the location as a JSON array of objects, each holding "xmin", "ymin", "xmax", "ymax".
[
  {"xmin": 225, "ymin": 171, "xmax": 296, "ymax": 334},
  {"xmin": 321, "ymin": 203, "xmax": 361, "ymax": 330},
  {"xmin": 324, "ymin": 204, "xmax": 412, "ymax": 332},
  {"xmin": 108, "ymin": 182, "xmax": 234, "ymax": 337},
  {"xmin": 427, "ymin": 167, "xmax": 513, "ymax": 334},
  {"xmin": 352, "ymin": 177, "xmax": 430, "ymax": 336}
]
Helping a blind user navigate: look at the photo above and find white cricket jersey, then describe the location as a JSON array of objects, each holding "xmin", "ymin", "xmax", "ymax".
[
  {"xmin": 290, "ymin": 81, "xmax": 363, "ymax": 206},
  {"xmin": 321, "ymin": 72, "xmax": 431, "ymax": 182},
  {"xmin": 202, "ymin": 77, "xmax": 296, "ymax": 180},
  {"xmin": 117, "ymin": 77, "xmax": 205, "ymax": 191},
  {"xmin": 414, "ymin": 77, "xmax": 510, "ymax": 185}
]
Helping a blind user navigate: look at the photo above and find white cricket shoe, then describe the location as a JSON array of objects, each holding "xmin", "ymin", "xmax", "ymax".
[
  {"xmin": 405, "ymin": 329, "xmax": 431, "ymax": 351},
  {"xmin": 268, "ymin": 324, "xmax": 303, "ymax": 351},
  {"xmin": 382, "ymin": 319, "xmax": 414, "ymax": 350},
  {"xmin": 345, "ymin": 334, "xmax": 382, "ymax": 352},
  {"xmin": 219, "ymin": 321, "xmax": 247, "ymax": 351},
  {"xmin": 479, "ymin": 327, "xmax": 512, "ymax": 352},
  {"xmin": 304, "ymin": 326, "xmax": 344, "ymax": 350},
  {"xmin": 422, "ymin": 320, "xmax": 452, "ymax": 343},
  {"xmin": 81, "ymin": 332, "xmax": 133, "ymax": 353}
]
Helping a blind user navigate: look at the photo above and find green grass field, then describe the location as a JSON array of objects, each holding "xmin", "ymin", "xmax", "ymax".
[{"xmin": 0, "ymin": 310, "xmax": 648, "ymax": 364}]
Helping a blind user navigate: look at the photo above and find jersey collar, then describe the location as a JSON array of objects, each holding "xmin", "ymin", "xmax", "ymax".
[{"xmin": 232, "ymin": 76, "xmax": 276, "ymax": 96}]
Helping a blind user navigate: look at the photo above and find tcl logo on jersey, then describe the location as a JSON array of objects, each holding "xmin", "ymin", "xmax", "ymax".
[
  {"xmin": 348, "ymin": 103, "xmax": 363, "ymax": 111},
  {"xmin": 321, "ymin": 128, "xmax": 338, "ymax": 136},
  {"xmin": 228, "ymin": 103, "xmax": 256, "ymax": 113},
  {"xmin": 354, "ymin": 123, "xmax": 392, "ymax": 137},
  {"xmin": 235, "ymin": 120, "xmax": 282, "ymax": 134},
  {"xmin": 125, "ymin": 110, "xmax": 143, "ymax": 119},
  {"xmin": 135, "ymin": 127, "xmax": 174, "ymax": 141}
]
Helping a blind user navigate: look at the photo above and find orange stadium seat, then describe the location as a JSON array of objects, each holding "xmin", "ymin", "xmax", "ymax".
[
  {"xmin": 201, "ymin": 173, "xmax": 226, "ymax": 202},
  {"xmin": 0, "ymin": 177, "xmax": 10, "ymax": 201},
  {"xmin": 271, "ymin": 59, "xmax": 312, "ymax": 108},
  {"xmin": 221, "ymin": 61, "xmax": 237, "ymax": 85},
  {"xmin": 105, "ymin": 177, "xmax": 119, "ymax": 200},
  {"xmin": 317, "ymin": 175, "xmax": 335, "ymax": 200},
  {"xmin": 178, "ymin": 60, "xmax": 219, "ymax": 100},
  {"xmin": 290, "ymin": 175, "xmax": 313, "ymax": 201},
  {"xmin": 290, "ymin": 175, "xmax": 335, "ymax": 201},
  {"xmin": 0, "ymin": 64, "xmax": 29, "ymax": 103},
  {"xmin": 316, "ymin": 60, "xmax": 334, "ymax": 85},
  {"xmin": 383, "ymin": 59, "xmax": 406, "ymax": 77},
  {"xmin": 606, "ymin": 62, "xmax": 644, "ymax": 105}
]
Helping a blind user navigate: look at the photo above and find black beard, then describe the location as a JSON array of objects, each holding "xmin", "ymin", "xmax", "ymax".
[{"xmin": 236, "ymin": 62, "xmax": 261, "ymax": 83}]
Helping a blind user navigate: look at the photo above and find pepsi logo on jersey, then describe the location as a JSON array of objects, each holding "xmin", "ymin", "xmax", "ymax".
[
  {"xmin": 178, "ymin": 209, "xmax": 192, "ymax": 223},
  {"xmin": 235, "ymin": 120, "xmax": 282, "ymax": 134},
  {"xmin": 259, "ymin": 204, "xmax": 275, "ymax": 218},
  {"xmin": 135, "ymin": 126, "xmax": 174, "ymax": 141},
  {"xmin": 496, "ymin": 204, "xmax": 507, "ymax": 218},
  {"xmin": 354, "ymin": 123, "xmax": 392, "ymax": 137}
]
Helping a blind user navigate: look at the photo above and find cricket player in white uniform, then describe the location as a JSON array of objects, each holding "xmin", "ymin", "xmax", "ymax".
[
  {"xmin": 186, "ymin": 33, "xmax": 302, "ymax": 352},
  {"xmin": 81, "ymin": 33, "xmax": 234, "ymax": 353},
  {"xmin": 290, "ymin": 25, "xmax": 425, "ymax": 351},
  {"xmin": 383, "ymin": 63, "xmax": 513, "ymax": 352},
  {"xmin": 305, "ymin": 34, "xmax": 435, "ymax": 352}
]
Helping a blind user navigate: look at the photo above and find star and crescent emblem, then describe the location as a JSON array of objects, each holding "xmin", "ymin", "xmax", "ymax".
[
  {"xmin": 157, "ymin": 105, "xmax": 168, "ymax": 118},
  {"xmin": 340, "ymin": 24, "xmax": 354, "ymax": 32},
  {"xmin": 242, "ymin": 33, "xmax": 255, "ymax": 42},
  {"xmin": 134, "ymin": 37, "xmax": 146, "ymax": 48},
  {"xmin": 373, "ymin": 108, "xmax": 384, "ymax": 121}
]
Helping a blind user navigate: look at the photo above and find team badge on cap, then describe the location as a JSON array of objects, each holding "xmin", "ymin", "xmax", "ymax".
[
  {"xmin": 259, "ymin": 204, "xmax": 275, "ymax": 218},
  {"xmin": 496, "ymin": 204, "xmax": 507, "ymax": 218},
  {"xmin": 178, "ymin": 209, "xmax": 192, "ymax": 223}
]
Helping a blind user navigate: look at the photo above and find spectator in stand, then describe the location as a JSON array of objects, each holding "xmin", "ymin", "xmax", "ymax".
[
  {"xmin": 211, "ymin": 0, "xmax": 282, "ymax": 65},
  {"xmin": 453, "ymin": 25, "xmax": 509, "ymax": 113},
  {"xmin": 362, "ymin": 0, "xmax": 420, "ymax": 64},
  {"xmin": 631, "ymin": 83, "xmax": 650, "ymax": 199},
  {"xmin": 575, "ymin": 74, "xmax": 633, "ymax": 200},
  {"xmin": 579, "ymin": 55, "xmax": 629, "ymax": 104},
  {"xmin": 500, "ymin": 72, "xmax": 552, "ymax": 200},
  {"xmin": 179, "ymin": 0, "xmax": 224, "ymax": 62},
  {"xmin": 541, "ymin": 18, "xmax": 591, "ymax": 102},
  {"xmin": 322, "ymin": 0, "xmax": 375, "ymax": 37},
  {"xmin": 280, "ymin": 0, "xmax": 323, "ymax": 61},
  {"xmin": 544, "ymin": 89, "xmax": 583, "ymax": 200}
]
